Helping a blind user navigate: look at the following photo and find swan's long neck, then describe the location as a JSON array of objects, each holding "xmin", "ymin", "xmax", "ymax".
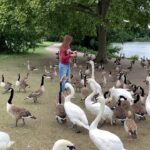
[
  {"xmin": 65, "ymin": 84, "xmax": 75, "ymax": 101},
  {"xmin": 90, "ymin": 96, "xmax": 105, "ymax": 129},
  {"xmin": 85, "ymin": 90, "xmax": 97, "ymax": 105},
  {"xmin": 91, "ymin": 62, "xmax": 95, "ymax": 79},
  {"xmin": 8, "ymin": 89, "xmax": 14, "ymax": 104},
  {"xmin": 148, "ymin": 82, "xmax": 150, "ymax": 97}
]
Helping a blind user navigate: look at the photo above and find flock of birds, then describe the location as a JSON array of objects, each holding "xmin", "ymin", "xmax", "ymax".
[{"xmin": 1, "ymin": 52, "xmax": 150, "ymax": 150}]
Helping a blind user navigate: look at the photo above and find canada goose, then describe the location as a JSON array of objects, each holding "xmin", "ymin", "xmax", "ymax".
[
  {"xmin": 132, "ymin": 94, "xmax": 146, "ymax": 120},
  {"xmin": 113, "ymin": 98, "xmax": 130, "ymax": 124},
  {"xmin": 123, "ymin": 75, "xmax": 131, "ymax": 89},
  {"xmin": 89, "ymin": 95, "xmax": 126, "ymax": 150},
  {"xmin": 0, "ymin": 75, "xmax": 12, "ymax": 93},
  {"xmin": 64, "ymin": 82, "xmax": 89, "ymax": 133},
  {"xmin": 27, "ymin": 60, "xmax": 38, "ymax": 71},
  {"xmin": 85, "ymin": 65, "xmax": 90, "ymax": 76},
  {"xmin": 108, "ymin": 71, "xmax": 116, "ymax": 82},
  {"xmin": 24, "ymin": 75, "xmax": 45, "ymax": 103},
  {"xmin": 55, "ymin": 80, "xmax": 67, "ymax": 124},
  {"xmin": 124, "ymin": 111, "xmax": 137, "ymax": 139},
  {"xmin": 116, "ymin": 73, "xmax": 123, "ymax": 88},
  {"xmin": 0, "ymin": 131, "xmax": 15, "ymax": 149},
  {"xmin": 80, "ymin": 75, "xmax": 89, "ymax": 100},
  {"xmin": 15, "ymin": 73, "xmax": 30, "ymax": 92},
  {"xmin": 7, "ymin": 88, "xmax": 36, "ymax": 127},
  {"xmin": 52, "ymin": 139, "xmax": 75, "ymax": 150}
]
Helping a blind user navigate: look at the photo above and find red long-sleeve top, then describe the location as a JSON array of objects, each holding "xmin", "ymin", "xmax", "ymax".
[{"xmin": 59, "ymin": 45, "xmax": 73, "ymax": 64}]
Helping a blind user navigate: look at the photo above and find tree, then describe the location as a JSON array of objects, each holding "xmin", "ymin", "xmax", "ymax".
[
  {"xmin": 44, "ymin": 0, "xmax": 150, "ymax": 62},
  {"xmin": 0, "ymin": 0, "xmax": 44, "ymax": 53}
]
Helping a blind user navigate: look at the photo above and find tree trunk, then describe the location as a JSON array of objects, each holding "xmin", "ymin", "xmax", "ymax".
[
  {"xmin": 95, "ymin": 0, "xmax": 111, "ymax": 63},
  {"xmin": 96, "ymin": 25, "xmax": 107, "ymax": 63}
]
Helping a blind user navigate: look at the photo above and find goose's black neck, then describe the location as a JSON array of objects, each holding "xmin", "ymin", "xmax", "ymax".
[
  {"xmin": 134, "ymin": 94, "xmax": 140, "ymax": 103},
  {"xmin": 104, "ymin": 91, "xmax": 110, "ymax": 99},
  {"xmin": 59, "ymin": 82, "xmax": 62, "ymax": 104},
  {"xmin": 40, "ymin": 75, "xmax": 45, "ymax": 86},
  {"xmin": 8, "ymin": 88, "xmax": 14, "ymax": 104},
  {"xmin": 124, "ymin": 75, "xmax": 127, "ymax": 84},
  {"xmin": 139, "ymin": 86, "xmax": 145, "ymax": 96},
  {"xmin": 84, "ymin": 75, "xmax": 87, "ymax": 87},
  {"xmin": 18, "ymin": 74, "xmax": 20, "ymax": 81},
  {"xmin": 2, "ymin": 75, "xmax": 4, "ymax": 82}
]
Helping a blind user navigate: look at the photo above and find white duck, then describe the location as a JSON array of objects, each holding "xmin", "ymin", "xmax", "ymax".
[
  {"xmin": 109, "ymin": 87, "xmax": 134, "ymax": 105},
  {"xmin": 64, "ymin": 82, "xmax": 89, "ymax": 132},
  {"xmin": 52, "ymin": 139, "xmax": 75, "ymax": 150},
  {"xmin": 89, "ymin": 95, "xmax": 126, "ymax": 150},
  {"xmin": 145, "ymin": 76, "xmax": 150, "ymax": 115},
  {"xmin": 86, "ymin": 78, "xmax": 114, "ymax": 125},
  {"xmin": 0, "ymin": 131, "xmax": 15, "ymax": 150}
]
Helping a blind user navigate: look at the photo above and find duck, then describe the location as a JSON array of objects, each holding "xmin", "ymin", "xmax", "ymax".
[
  {"xmin": 15, "ymin": 73, "xmax": 30, "ymax": 92},
  {"xmin": 0, "ymin": 75, "xmax": 12, "ymax": 93},
  {"xmin": 124, "ymin": 111, "xmax": 137, "ymax": 139},
  {"xmin": 24, "ymin": 75, "xmax": 45, "ymax": 103},
  {"xmin": 7, "ymin": 88, "xmax": 36, "ymax": 127},
  {"xmin": 55, "ymin": 79, "xmax": 67, "ymax": 124},
  {"xmin": 52, "ymin": 139, "xmax": 75, "ymax": 150},
  {"xmin": 64, "ymin": 82, "xmax": 89, "ymax": 133},
  {"xmin": 0, "ymin": 131, "xmax": 15, "ymax": 149},
  {"xmin": 86, "ymin": 78, "xmax": 114, "ymax": 125},
  {"xmin": 80, "ymin": 75, "xmax": 89, "ymax": 101},
  {"xmin": 109, "ymin": 87, "xmax": 134, "ymax": 105},
  {"xmin": 89, "ymin": 95, "xmax": 126, "ymax": 150},
  {"xmin": 27, "ymin": 60, "xmax": 38, "ymax": 71}
]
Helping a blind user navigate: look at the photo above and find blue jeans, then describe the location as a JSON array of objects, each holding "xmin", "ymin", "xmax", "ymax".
[{"xmin": 59, "ymin": 63, "xmax": 71, "ymax": 92}]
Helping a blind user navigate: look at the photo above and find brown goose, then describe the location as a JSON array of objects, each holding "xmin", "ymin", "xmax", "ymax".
[
  {"xmin": 15, "ymin": 73, "xmax": 30, "ymax": 92},
  {"xmin": 55, "ymin": 79, "xmax": 67, "ymax": 124},
  {"xmin": 24, "ymin": 75, "xmax": 45, "ymax": 103},
  {"xmin": 124, "ymin": 111, "xmax": 137, "ymax": 139},
  {"xmin": 7, "ymin": 88, "xmax": 36, "ymax": 127},
  {"xmin": 27, "ymin": 60, "xmax": 38, "ymax": 71}
]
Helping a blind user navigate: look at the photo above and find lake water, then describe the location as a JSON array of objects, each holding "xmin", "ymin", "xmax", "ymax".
[{"xmin": 113, "ymin": 42, "xmax": 150, "ymax": 58}]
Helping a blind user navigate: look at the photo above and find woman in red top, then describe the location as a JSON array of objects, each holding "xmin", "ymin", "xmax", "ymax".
[{"xmin": 59, "ymin": 35, "xmax": 77, "ymax": 92}]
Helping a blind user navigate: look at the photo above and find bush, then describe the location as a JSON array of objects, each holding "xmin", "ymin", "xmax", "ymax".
[
  {"xmin": 107, "ymin": 44, "xmax": 121, "ymax": 57},
  {"xmin": 129, "ymin": 55, "xmax": 139, "ymax": 61}
]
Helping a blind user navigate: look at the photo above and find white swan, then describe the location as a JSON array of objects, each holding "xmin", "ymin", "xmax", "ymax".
[
  {"xmin": 64, "ymin": 82, "xmax": 89, "ymax": 132},
  {"xmin": 52, "ymin": 139, "xmax": 75, "ymax": 150},
  {"xmin": 145, "ymin": 76, "xmax": 150, "ymax": 115},
  {"xmin": 89, "ymin": 95, "xmax": 126, "ymax": 150},
  {"xmin": 86, "ymin": 78, "xmax": 114, "ymax": 125},
  {"xmin": 87, "ymin": 60, "xmax": 103, "ymax": 95},
  {"xmin": 0, "ymin": 131, "xmax": 15, "ymax": 150},
  {"xmin": 109, "ymin": 87, "xmax": 134, "ymax": 105}
]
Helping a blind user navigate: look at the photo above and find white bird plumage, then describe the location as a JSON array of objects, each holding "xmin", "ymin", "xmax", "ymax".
[
  {"xmin": 64, "ymin": 82, "xmax": 89, "ymax": 131},
  {"xmin": 145, "ymin": 76, "xmax": 150, "ymax": 115},
  {"xmin": 0, "ymin": 131, "xmax": 15, "ymax": 150},
  {"xmin": 86, "ymin": 78, "xmax": 114, "ymax": 125},
  {"xmin": 89, "ymin": 94, "xmax": 126, "ymax": 150},
  {"xmin": 52, "ymin": 139, "xmax": 75, "ymax": 150}
]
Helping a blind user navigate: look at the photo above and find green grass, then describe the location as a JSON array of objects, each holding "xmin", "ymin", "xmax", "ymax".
[{"xmin": 0, "ymin": 42, "xmax": 150, "ymax": 150}]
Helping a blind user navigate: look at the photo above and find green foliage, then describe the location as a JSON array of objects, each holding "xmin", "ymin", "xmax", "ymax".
[
  {"xmin": 71, "ymin": 45, "xmax": 97, "ymax": 55},
  {"xmin": 107, "ymin": 44, "xmax": 121, "ymax": 57},
  {"xmin": 129, "ymin": 55, "xmax": 139, "ymax": 61},
  {"xmin": 0, "ymin": 0, "xmax": 44, "ymax": 53}
]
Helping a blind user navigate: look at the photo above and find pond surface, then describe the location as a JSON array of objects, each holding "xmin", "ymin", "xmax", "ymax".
[{"xmin": 113, "ymin": 42, "xmax": 150, "ymax": 58}]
